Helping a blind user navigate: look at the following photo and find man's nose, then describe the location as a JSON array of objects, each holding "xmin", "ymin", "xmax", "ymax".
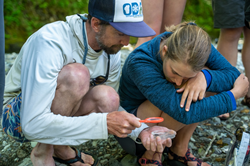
[{"xmin": 120, "ymin": 35, "xmax": 130, "ymax": 46}]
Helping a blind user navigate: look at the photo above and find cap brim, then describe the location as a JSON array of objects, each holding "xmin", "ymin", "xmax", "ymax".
[{"xmin": 109, "ymin": 21, "xmax": 156, "ymax": 37}]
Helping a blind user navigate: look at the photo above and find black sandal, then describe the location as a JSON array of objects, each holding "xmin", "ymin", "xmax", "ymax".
[
  {"xmin": 166, "ymin": 148, "xmax": 203, "ymax": 166},
  {"xmin": 53, "ymin": 147, "xmax": 99, "ymax": 166},
  {"xmin": 241, "ymin": 95, "xmax": 250, "ymax": 108}
]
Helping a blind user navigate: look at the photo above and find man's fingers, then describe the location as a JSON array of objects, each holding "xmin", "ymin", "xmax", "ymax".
[{"xmin": 127, "ymin": 114, "xmax": 141, "ymax": 128}]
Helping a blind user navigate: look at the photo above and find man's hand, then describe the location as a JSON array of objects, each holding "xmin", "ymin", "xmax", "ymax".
[
  {"xmin": 138, "ymin": 126, "xmax": 175, "ymax": 152},
  {"xmin": 176, "ymin": 71, "xmax": 207, "ymax": 111},
  {"xmin": 231, "ymin": 74, "xmax": 249, "ymax": 100},
  {"xmin": 107, "ymin": 111, "xmax": 141, "ymax": 137}
]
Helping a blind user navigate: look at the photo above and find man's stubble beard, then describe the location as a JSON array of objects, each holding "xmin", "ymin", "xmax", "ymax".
[{"xmin": 95, "ymin": 29, "xmax": 123, "ymax": 54}]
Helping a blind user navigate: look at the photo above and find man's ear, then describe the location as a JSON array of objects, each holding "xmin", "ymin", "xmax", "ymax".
[
  {"xmin": 162, "ymin": 45, "xmax": 168, "ymax": 56},
  {"xmin": 91, "ymin": 17, "xmax": 101, "ymax": 33}
]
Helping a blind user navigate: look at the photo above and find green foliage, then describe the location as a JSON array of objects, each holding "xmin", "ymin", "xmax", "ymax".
[
  {"xmin": 4, "ymin": 0, "xmax": 219, "ymax": 52},
  {"xmin": 183, "ymin": 0, "xmax": 220, "ymax": 40},
  {"xmin": 4, "ymin": 0, "xmax": 89, "ymax": 52}
]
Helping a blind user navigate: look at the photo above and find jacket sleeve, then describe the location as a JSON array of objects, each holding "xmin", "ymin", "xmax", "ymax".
[
  {"xmin": 205, "ymin": 45, "xmax": 241, "ymax": 92},
  {"xmin": 126, "ymin": 53, "xmax": 233, "ymax": 125},
  {"xmin": 20, "ymin": 26, "xmax": 108, "ymax": 145}
]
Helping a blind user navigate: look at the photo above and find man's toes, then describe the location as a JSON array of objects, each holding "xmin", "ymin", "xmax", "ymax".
[{"xmin": 81, "ymin": 152, "xmax": 94, "ymax": 165}]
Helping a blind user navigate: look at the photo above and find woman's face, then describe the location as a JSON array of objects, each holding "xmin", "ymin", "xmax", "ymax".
[
  {"xmin": 161, "ymin": 45, "xmax": 198, "ymax": 86},
  {"xmin": 163, "ymin": 58, "xmax": 198, "ymax": 86}
]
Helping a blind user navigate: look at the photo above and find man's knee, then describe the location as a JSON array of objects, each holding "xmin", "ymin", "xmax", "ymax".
[
  {"xmin": 221, "ymin": 28, "xmax": 243, "ymax": 41},
  {"xmin": 93, "ymin": 86, "xmax": 120, "ymax": 112},
  {"xmin": 58, "ymin": 63, "xmax": 90, "ymax": 95}
]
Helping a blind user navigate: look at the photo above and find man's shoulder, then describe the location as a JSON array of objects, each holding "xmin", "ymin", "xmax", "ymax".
[{"xmin": 38, "ymin": 21, "xmax": 70, "ymax": 36}]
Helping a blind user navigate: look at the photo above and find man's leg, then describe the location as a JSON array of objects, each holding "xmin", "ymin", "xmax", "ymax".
[
  {"xmin": 217, "ymin": 27, "xmax": 243, "ymax": 118},
  {"xmin": 217, "ymin": 28, "xmax": 243, "ymax": 66},
  {"xmin": 242, "ymin": 27, "xmax": 250, "ymax": 98},
  {"xmin": 31, "ymin": 63, "xmax": 120, "ymax": 166},
  {"xmin": 134, "ymin": 0, "xmax": 164, "ymax": 48},
  {"xmin": 161, "ymin": 0, "xmax": 186, "ymax": 32}
]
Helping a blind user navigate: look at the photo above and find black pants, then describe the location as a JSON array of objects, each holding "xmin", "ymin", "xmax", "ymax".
[{"xmin": 115, "ymin": 136, "xmax": 146, "ymax": 158}]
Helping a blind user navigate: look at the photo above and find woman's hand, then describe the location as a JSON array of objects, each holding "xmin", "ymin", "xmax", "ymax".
[
  {"xmin": 230, "ymin": 74, "xmax": 249, "ymax": 100},
  {"xmin": 176, "ymin": 71, "xmax": 207, "ymax": 111},
  {"xmin": 138, "ymin": 126, "xmax": 175, "ymax": 152}
]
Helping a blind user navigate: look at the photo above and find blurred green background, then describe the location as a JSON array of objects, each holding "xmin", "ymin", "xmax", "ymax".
[{"xmin": 4, "ymin": 0, "xmax": 219, "ymax": 53}]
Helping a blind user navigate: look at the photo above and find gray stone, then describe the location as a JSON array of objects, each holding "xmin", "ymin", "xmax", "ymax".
[
  {"xmin": 109, "ymin": 158, "xmax": 121, "ymax": 166},
  {"xmin": 17, "ymin": 149, "xmax": 28, "ymax": 158},
  {"xmin": 189, "ymin": 142, "xmax": 197, "ymax": 150},
  {"xmin": 18, "ymin": 157, "xmax": 33, "ymax": 166},
  {"xmin": 212, "ymin": 145, "xmax": 222, "ymax": 154},
  {"xmin": 120, "ymin": 154, "xmax": 138, "ymax": 166},
  {"xmin": 221, "ymin": 145, "xmax": 230, "ymax": 153},
  {"xmin": 222, "ymin": 137, "xmax": 232, "ymax": 145},
  {"xmin": 199, "ymin": 137, "xmax": 212, "ymax": 143},
  {"xmin": 92, "ymin": 140, "xmax": 98, "ymax": 147}
]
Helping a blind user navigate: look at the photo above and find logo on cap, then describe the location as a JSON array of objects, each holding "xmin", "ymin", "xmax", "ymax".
[{"xmin": 123, "ymin": 2, "xmax": 142, "ymax": 17}]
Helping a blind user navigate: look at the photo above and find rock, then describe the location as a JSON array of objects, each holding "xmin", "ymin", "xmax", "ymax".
[
  {"xmin": 216, "ymin": 139, "xmax": 223, "ymax": 145},
  {"xmin": 17, "ymin": 157, "xmax": 33, "ymax": 166},
  {"xmin": 17, "ymin": 149, "xmax": 28, "ymax": 158},
  {"xmin": 109, "ymin": 158, "xmax": 122, "ymax": 166},
  {"xmin": 240, "ymin": 108, "xmax": 250, "ymax": 113},
  {"xmin": 120, "ymin": 154, "xmax": 138, "ymax": 166},
  {"xmin": 100, "ymin": 159, "xmax": 108, "ymax": 165},
  {"xmin": 213, "ymin": 145, "xmax": 222, "ymax": 154},
  {"xmin": 189, "ymin": 142, "xmax": 197, "ymax": 150},
  {"xmin": 92, "ymin": 140, "xmax": 98, "ymax": 147},
  {"xmin": 221, "ymin": 137, "xmax": 232, "ymax": 145}
]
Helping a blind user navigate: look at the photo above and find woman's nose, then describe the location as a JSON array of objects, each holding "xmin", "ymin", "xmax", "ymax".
[{"xmin": 175, "ymin": 77, "xmax": 183, "ymax": 86}]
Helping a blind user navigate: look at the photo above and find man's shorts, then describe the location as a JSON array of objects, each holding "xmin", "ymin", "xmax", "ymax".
[
  {"xmin": 2, "ymin": 93, "xmax": 29, "ymax": 142},
  {"xmin": 212, "ymin": 0, "xmax": 245, "ymax": 28}
]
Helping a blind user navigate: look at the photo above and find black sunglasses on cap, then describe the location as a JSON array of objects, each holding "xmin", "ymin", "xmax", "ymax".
[{"xmin": 90, "ymin": 54, "xmax": 110, "ymax": 87}]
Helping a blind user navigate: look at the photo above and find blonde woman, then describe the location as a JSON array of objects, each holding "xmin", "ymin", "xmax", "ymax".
[{"xmin": 117, "ymin": 22, "xmax": 249, "ymax": 166}]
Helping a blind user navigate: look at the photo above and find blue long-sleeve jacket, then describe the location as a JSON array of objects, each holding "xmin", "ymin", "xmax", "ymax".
[{"xmin": 119, "ymin": 31, "xmax": 240, "ymax": 125}]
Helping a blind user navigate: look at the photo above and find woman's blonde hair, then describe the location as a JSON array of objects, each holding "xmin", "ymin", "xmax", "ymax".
[{"xmin": 160, "ymin": 22, "xmax": 211, "ymax": 72}]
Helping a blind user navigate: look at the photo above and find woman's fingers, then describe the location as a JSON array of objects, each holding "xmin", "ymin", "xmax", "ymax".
[
  {"xmin": 180, "ymin": 89, "xmax": 189, "ymax": 108},
  {"xmin": 156, "ymin": 136, "xmax": 164, "ymax": 153},
  {"xmin": 150, "ymin": 134, "xmax": 156, "ymax": 152}
]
